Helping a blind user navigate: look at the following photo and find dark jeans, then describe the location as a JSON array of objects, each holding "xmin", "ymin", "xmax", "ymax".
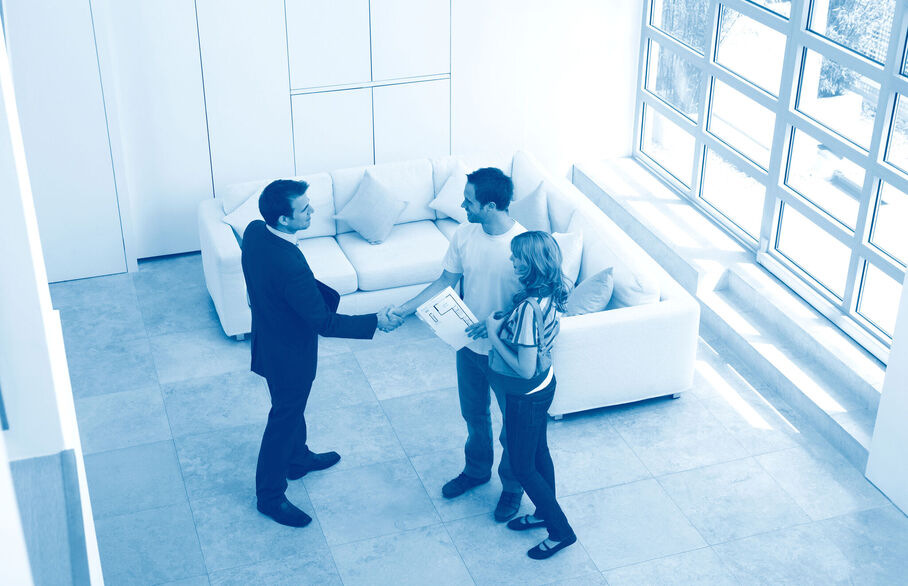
[
  {"xmin": 505, "ymin": 378, "xmax": 574, "ymax": 541},
  {"xmin": 256, "ymin": 378, "xmax": 313, "ymax": 506},
  {"xmin": 456, "ymin": 347, "xmax": 522, "ymax": 494}
]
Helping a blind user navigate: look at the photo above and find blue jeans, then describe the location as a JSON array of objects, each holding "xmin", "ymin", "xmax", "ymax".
[
  {"xmin": 456, "ymin": 347, "xmax": 523, "ymax": 494},
  {"xmin": 505, "ymin": 379, "xmax": 574, "ymax": 541}
]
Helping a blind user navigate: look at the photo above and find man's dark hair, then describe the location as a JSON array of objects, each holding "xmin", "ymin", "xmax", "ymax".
[
  {"xmin": 467, "ymin": 167, "xmax": 513, "ymax": 211},
  {"xmin": 258, "ymin": 179, "xmax": 308, "ymax": 227}
]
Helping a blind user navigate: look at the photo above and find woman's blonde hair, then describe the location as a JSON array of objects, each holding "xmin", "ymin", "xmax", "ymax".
[{"xmin": 509, "ymin": 231, "xmax": 571, "ymax": 312}]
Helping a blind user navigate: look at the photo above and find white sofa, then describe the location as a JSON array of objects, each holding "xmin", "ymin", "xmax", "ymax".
[{"xmin": 198, "ymin": 151, "xmax": 700, "ymax": 416}]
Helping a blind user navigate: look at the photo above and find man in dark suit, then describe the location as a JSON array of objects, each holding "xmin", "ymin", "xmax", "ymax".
[{"xmin": 241, "ymin": 179, "xmax": 398, "ymax": 527}]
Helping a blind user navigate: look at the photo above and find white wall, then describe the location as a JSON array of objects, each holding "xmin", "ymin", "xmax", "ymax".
[
  {"xmin": 452, "ymin": 0, "xmax": 644, "ymax": 176},
  {"xmin": 866, "ymin": 274, "xmax": 908, "ymax": 514}
]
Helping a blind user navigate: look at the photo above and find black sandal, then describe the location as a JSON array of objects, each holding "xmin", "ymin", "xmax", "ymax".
[
  {"xmin": 506, "ymin": 514, "xmax": 547, "ymax": 531},
  {"xmin": 527, "ymin": 534, "xmax": 577, "ymax": 560}
]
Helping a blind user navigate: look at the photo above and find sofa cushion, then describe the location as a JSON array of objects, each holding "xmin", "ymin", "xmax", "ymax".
[
  {"xmin": 511, "ymin": 151, "xmax": 546, "ymax": 202},
  {"xmin": 552, "ymin": 230, "xmax": 583, "ymax": 285},
  {"xmin": 435, "ymin": 218, "xmax": 460, "ymax": 240},
  {"xmin": 564, "ymin": 268, "xmax": 614, "ymax": 316},
  {"xmin": 429, "ymin": 163, "xmax": 468, "ymax": 223},
  {"xmin": 333, "ymin": 170, "xmax": 407, "ymax": 244},
  {"xmin": 297, "ymin": 236, "xmax": 358, "ymax": 295},
  {"xmin": 545, "ymin": 180, "xmax": 576, "ymax": 234},
  {"xmin": 568, "ymin": 212, "xmax": 661, "ymax": 308},
  {"xmin": 336, "ymin": 220, "xmax": 449, "ymax": 291},
  {"xmin": 509, "ymin": 181, "xmax": 552, "ymax": 232},
  {"xmin": 222, "ymin": 173, "xmax": 335, "ymax": 240},
  {"xmin": 331, "ymin": 159, "xmax": 435, "ymax": 233},
  {"xmin": 432, "ymin": 155, "xmax": 464, "ymax": 195}
]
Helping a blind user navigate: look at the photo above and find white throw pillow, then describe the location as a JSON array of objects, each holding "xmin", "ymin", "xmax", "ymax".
[
  {"xmin": 222, "ymin": 189, "xmax": 264, "ymax": 240},
  {"xmin": 429, "ymin": 164, "xmax": 468, "ymax": 223},
  {"xmin": 564, "ymin": 268, "xmax": 614, "ymax": 316},
  {"xmin": 509, "ymin": 181, "xmax": 552, "ymax": 232},
  {"xmin": 552, "ymin": 230, "xmax": 583, "ymax": 285},
  {"xmin": 333, "ymin": 170, "xmax": 408, "ymax": 244}
]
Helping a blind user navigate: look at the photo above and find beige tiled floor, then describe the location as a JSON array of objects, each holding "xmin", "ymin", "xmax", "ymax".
[{"xmin": 55, "ymin": 253, "xmax": 908, "ymax": 585}]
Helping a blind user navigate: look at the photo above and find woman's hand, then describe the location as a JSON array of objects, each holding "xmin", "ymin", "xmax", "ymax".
[{"xmin": 485, "ymin": 313, "xmax": 504, "ymax": 339}]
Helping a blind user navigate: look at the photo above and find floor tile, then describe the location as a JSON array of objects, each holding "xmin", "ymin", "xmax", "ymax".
[
  {"xmin": 547, "ymin": 412, "xmax": 650, "ymax": 496},
  {"xmin": 380, "ymin": 387, "xmax": 466, "ymax": 457},
  {"xmin": 175, "ymin": 423, "xmax": 262, "ymax": 501},
  {"xmin": 607, "ymin": 395, "xmax": 749, "ymax": 476},
  {"xmin": 604, "ymin": 547, "xmax": 737, "ymax": 586},
  {"xmin": 207, "ymin": 550, "xmax": 341, "ymax": 586},
  {"xmin": 84, "ymin": 440, "xmax": 187, "ymax": 519},
  {"xmin": 756, "ymin": 445, "xmax": 889, "ymax": 521},
  {"xmin": 304, "ymin": 401, "xmax": 406, "ymax": 471},
  {"xmin": 50, "ymin": 272, "xmax": 137, "ymax": 310},
  {"xmin": 446, "ymin": 513, "xmax": 599, "ymax": 585},
  {"xmin": 559, "ymin": 479, "xmax": 705, "ymax": 571},
  {"xmin": 410, "ymin": 447, "xmax": 509, "ymax": 523},
  {"xmin": 191, "ymin": 486, "xmax": 329, "ymax": 573},
  {"xmin": 657, "ymin": 458, "xmax": 811, "ymax": 545},
  {"xmin": 149, "ymin": 328, "xmax": 250, "ymax": 384},
  {"xmin": 330, "ymin": 524, "xmax": 473, "ymax": 586},
  {"xmin": 712, "ymin": 523, "xmax": 853, "ymax": 585},
  {"xmin": 138, "ymin": 283, "xmax": 220, "ymax": 337},
  {"xmin": 541, "ymin": 573, "xmax": 607, "ymax": 586},
  {"xmin": 161, "ymin": 370, "xmax": 269, "ymax": 437},
  {"xmin": 303, "ymin": 459, "xmax": 439, "ymax": 545},
  {"xmin": 353, "ymin": 338, "xmax": 457, "ymax": 400},
  {"xmin": 316, "ymin": 336, "xmax": 350, "ymax": 357},
  {"xmin": 818, "ymin": 505, "xmax": 908, "ymax": 584},
  {"xmin": 159, "ymin": 575, "xmax": 211, "ymax": 586},
  {"xmin": 304, "ymin": 351, "xmax": 377, "ymax": 413},
  {"xmin": 59, "ymin": 297, "xmax": 147, "ymax": 350},
  {"xmin": 66, "ymin": 337, "xmax": 159, "ymax": 398},
  {"xmin": 75, "ymin": 386, "xmax": 171, "ymax": 454},
  {"xmin": 94, "ymin": 501, "xmax": 206, "ymax": 585},
  {"xmin": 134, "ymin": 253, "xmax": 207, "ymax": 297}
]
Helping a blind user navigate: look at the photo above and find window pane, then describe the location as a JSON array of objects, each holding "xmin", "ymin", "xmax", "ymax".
[
  {"xmin": 747, "ymin": 0, "xmax": 791, "ymax": 18},
  {"xmin": 797, "ymin": 49, "xmax": 879, "ymax": 149},
  {"xmin": 708, "ymin": 79, "xmax": 775, "ymax": 168},
  {"xmin": 776, "ymin": 203, "xmax": 851, "ymax": 298},
  {"xmin": 642, "ymin": 105, "xmax": 695, "ymax": 186},
  {"xmin": 646, "ymin": 40, "xmax": 703, "ymax": 121},
  {"xmin": 785, "ymin": 129, "xmax": 864, "ymax": 229},
  {"xmin": 650, "ymin": 0, "xmax": 711, "ymax": 54},
  {"xmin": 809, "ymin": 0, "xmax": 895, "ymax": 64},
  {"xmin": 884, "ymin": 95, "xmax": 908, "ymax": 173},
  {"xmin": 871, "ymin": 182, "xmax": 908, "ymax": 265},
  {"xmin": 700, "ymin": 148, "xmax": 765, "ymax": 239},
  {"xmin": 857, "ymin": 262, "xmax": 902, "ymax": 337},
  {"xmin": 715, "ymin": 6, "xmax": 786, "ymax": 96}
]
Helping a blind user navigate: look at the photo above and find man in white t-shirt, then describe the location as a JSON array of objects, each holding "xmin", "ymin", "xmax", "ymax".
[{"xmin": 390, "ymin": 167, "xmax": 526, "ymax": 522}]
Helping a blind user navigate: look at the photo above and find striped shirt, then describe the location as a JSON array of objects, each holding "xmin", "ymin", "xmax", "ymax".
[{"xmin": 498, "ymin": 296, "xmax": 559, "ymax": 352}]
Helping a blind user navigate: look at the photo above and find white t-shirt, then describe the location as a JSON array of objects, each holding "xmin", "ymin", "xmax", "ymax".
[{"xmin": 442, "ymin": 221, "xmax": 526, "ymax": 354}]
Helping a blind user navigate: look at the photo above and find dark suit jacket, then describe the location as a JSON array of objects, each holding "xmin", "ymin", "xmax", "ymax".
[{"xmin": 241, "ymin": 220, "xmax": 377, "ymax": 388}]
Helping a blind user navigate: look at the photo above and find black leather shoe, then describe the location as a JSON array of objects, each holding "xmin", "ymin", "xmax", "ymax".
[
  {"xmin": 442, "ymin": 473, "xmax": 491, "ymax": 499},
  {"xmin": 527, "ymin": 534, "xmax": 577, "ymax": 560},
  {"xmin": 494, "ymin": 491, "xmax": 522, "ymax": 522},
  {"xmin": 256, "ymin": 497, "xmax": 312, "ymax": 528},
  {"xmin": 287, "ymin": 451, "xmax": 341, "ymax": 480}
]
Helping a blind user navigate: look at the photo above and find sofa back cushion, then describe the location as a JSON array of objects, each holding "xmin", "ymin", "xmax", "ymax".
[
  {"xmin": 221, "ymin": 172, "xmax": 336, "ymax": 240},
  {"xmin": 510, "ymin": 151, "xmax": 546, "ymax": 202},
  {"xmin": 331, "ymin": 159, "xmax": 435, "ymax": 233}
]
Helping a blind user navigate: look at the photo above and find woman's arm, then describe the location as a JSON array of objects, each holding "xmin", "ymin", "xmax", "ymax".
[{"xmin": 486, "ymin": 314, "xmax": 538, "ymax": 379}]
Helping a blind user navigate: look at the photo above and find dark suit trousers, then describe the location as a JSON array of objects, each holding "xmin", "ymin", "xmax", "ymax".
[{"xmin": 255, "ymin": 377, "xmax": 314, "ymax": 506}]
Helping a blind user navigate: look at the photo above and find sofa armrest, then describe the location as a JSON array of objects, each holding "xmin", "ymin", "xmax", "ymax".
[
  {"xmin": 550, "ymin": 297, "xmax": 700, "ymax": 416},
  {"xmin": 198, "ymin": 199, "xmax": 250, "ymax": 337}
]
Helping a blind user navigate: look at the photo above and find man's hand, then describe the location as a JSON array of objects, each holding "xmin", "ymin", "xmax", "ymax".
[
  {"xmin": 377, "ymin": 306, "xmax": 404, "ymax": 332},
  {"xmin": 465, "ymin": 321, "xmax": 488, "ymax": 340}
]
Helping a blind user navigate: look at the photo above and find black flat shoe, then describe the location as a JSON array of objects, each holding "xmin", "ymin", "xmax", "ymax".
[
  {"xmin": 287, "ymin": 451, "xmax": 341, "ymax": 480},
  {"xmin": 507, "ymin": 515, "xmax": 547, "ymax": 531},
  {"xmin": 527, "ymin": 534, "xmax": 577, "ymax": 560}
]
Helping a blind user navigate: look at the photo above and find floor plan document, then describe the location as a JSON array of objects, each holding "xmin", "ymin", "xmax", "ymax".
[{"xmin": 416, "ymin": 286, "xmax": 478, "ymax": 350}]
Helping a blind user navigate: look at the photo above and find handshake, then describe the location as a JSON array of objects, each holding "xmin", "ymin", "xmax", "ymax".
[{"xmin": 376, "ymin": 305, "xmax": 407, "ymax": 333}]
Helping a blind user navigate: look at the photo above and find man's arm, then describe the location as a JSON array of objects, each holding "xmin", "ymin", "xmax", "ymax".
[
  {"xmin": 392, "ymin": 270, "xmax": 462, "ymax": 318},
  {"xmin": 284, "ymin": 265, "xmax": 378, "ymax": 339}
]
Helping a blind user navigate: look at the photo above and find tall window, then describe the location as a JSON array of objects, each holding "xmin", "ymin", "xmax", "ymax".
[{"xmin": 636, "ymin": 0, "xmax": 907, "ymax": 362}]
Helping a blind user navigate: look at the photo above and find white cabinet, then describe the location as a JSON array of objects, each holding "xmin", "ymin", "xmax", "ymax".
[
  {"xmin": 286, "ymin": 0, "xmax": 372, "ymax": 89},
  {"xmin": 92, "ymin": 0, "xmax": 213, "ymax": 258},
  {"xmin": 3, "ymin": 0, "xmax": 127, "ymax": 282},
  {"xmin": 195, "ymin": 0, "xmax": 294, "ymax": 194},
  {"xmin": 374, "ymin": 80, "xmax": 450, "ymax": 164},
  {"xmin": 292, "ymin": 89, "xmax": 374, "ymax": 174},
  {"xmin": 371, "ymin": 0, "xmax": 451, "ymax": 81}
]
